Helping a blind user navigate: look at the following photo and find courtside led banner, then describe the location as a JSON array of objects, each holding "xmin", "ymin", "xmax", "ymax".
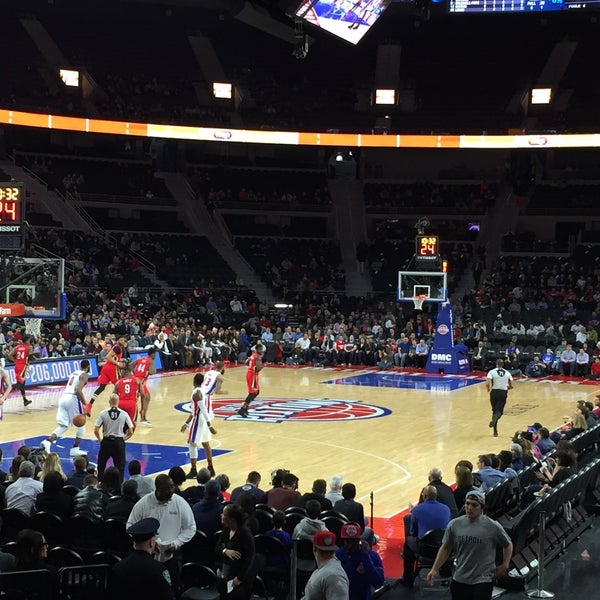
[
  {"xmin": 2, "ymin": 107, "xmax": 600, "ymax": 149},
  {"xmin": 5, "ymin": 357, "xmax": 100, "ymax": 386},
  {"xmin": 4, "ymin": 350, "xmax": 162, "ymax": 387}
]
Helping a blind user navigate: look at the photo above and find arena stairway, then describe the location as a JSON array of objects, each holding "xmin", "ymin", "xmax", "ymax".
[
  {"xmin": 329, "ymin": 178, "xmax": 372, "ymax": 298},
  {"xmin": 159, "ymin": 172, "xmax": 275, "ymax": 304}
]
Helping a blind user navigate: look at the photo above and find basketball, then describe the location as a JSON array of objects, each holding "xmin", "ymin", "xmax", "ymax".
[{"xmin": 73, "ymin": 413, "xmax": 86, "ymax": 427}]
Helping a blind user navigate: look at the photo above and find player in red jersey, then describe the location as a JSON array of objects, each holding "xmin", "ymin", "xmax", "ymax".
[
  {"xmin": 237, "ymin": 343, "xmax": 264, "ymax": 418},
  {"xmin": 114, "ymin": 365, "xmax": 141, "ymax": 427},
  {"xmin": 86, "ymin": 342, "xmax": 124, "ymax": 416},
  {"xmin": 132, "ymin": 347, "xmax": 157, "ymax": 425},
  {"xmin": 7, "ymin": 335, "xmax": 33, "ymax": 407}
]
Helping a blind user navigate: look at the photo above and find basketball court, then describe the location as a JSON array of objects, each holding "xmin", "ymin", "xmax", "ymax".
[
  {"xmin": 2, "ymin": 360, "xmax": 597, "ymax": 574},
  {"xmin": 1, "ymin": 259, "xmax": 599, "ymax": 574}
]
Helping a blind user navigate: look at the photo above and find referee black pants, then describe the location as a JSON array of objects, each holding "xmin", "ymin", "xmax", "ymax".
[
  {"xmin": 490, "ymin": 389, "xmax": 508, "ymax": 418},
  {"xmin": 98, "ymin": 436, "xmax": 126, "ymax": 479}
]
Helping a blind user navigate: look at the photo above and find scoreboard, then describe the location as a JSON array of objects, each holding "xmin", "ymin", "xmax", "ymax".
[{"xmin": 449, "ymin": 0, "xmax": 600, "ymax": 12}]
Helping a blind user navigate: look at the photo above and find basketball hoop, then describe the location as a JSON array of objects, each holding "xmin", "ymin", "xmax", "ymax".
[
  {"xmin": 412, "ymin": 294, "xmax": 427, "ymax": 311},
  {"xmin": 24, "ymin": 318, "xmax": 42, "ymax": 341}
]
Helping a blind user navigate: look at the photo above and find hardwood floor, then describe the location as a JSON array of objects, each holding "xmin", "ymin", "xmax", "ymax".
[{"xmin": 2, "ymin": 365, "xmax": 596, "ymax": 518}]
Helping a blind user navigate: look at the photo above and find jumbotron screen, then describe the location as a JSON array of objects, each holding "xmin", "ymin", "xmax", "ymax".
[
  {"xmin": 449, "ymin": 0, "xmax": 600, "ymax": 13},
  {"xmin": 295, "ymin": 0, "xmax": 393, "ymax": 45}
]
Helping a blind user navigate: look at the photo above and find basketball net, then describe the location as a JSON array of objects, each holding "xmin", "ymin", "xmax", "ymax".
[
  {"xmin": 24, "ymin": 318, "xmax": 42, "ymax": 341},
  {"xmin": 412, "ymin": 294, "xmax": 427, "ymax": 311}
]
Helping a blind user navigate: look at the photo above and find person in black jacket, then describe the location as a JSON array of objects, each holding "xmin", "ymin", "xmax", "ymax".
[
  {"xmin": 106, "ymin": 480, "xmax": 140, "ymax": 521},
  {"xmin": 216, "ymin": 503, "xmax": 256, "ymax": 600},
  {"xmin": 72, "ymin": 474, "xmax": 109, "ymax": 522},
  {"xmin": 403, "ymin": 467, "xmax": 459, "ymax": 538},
  {"xmin": 14, "ymin": 529, "xmax": 59, "ymax": 598},
  {"xmin": 296, "ymin": 478, "xmax": 333, "ymax": 511},
  {"xmin": 334, "ymin": 483, "xmax": 365, "ymax": 528},
  {"xmin": 110, "ymin": 517, "xmax": 175, "ymax": 600},
  {"xmin": 100, "ymin": 466, "xmax": 123, "ymax": 497},
  {"xmin": 34, "ymin": 471, "xmax": 74, "ymax": 520},
  {"xmin": 192, "ymin": 479, "xmax": 224, "ymax": 536},
  {"xmin": 426, "ymin": 468, "xmax": 459, "ymax": 518}
]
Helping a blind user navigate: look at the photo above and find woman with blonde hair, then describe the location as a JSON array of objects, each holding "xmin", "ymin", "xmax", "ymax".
[
  {"xmin": 38, "ymin": 452, "xmax": 66, "ymax": 482},
  {"xmin": 516, "ymin": 437, "xmax": 537, "ymax": 467},
  {"xmin": 560, "ymin": 412, "xmax": 587, "ymax": 440}
]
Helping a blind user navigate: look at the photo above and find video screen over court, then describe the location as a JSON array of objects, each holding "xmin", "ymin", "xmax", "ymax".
[{"xmin": 295, "ymin": 0, "xmax": 393, "ymax": 45}]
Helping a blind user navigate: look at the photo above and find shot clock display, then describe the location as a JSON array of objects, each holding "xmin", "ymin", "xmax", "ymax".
[
  {"xmin": 416, "ymin": 235, "xmax": 440, "ymax": 261},
  {"xmin": 0, "ymin": 183, "xmax": 24, "ymax": 250}
]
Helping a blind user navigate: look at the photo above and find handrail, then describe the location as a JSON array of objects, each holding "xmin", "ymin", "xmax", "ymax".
[
  {"xmin": 212, "ymin": 208, "xmax": 235, "ymax": 247},
  {"xmin": 78, "ymin": 192, "xmax": 176, "ymax": 207},
  {"xmin": 64, "ymin": 190, "xmax": 105, "ymax": 233},
  {"xmin": 233, "ymin": 234, "xmax": 336, "ymax": 242},
  {"xmin": 128, "ymin": 247, "xmax": 156, "ymax": 276},
  {"xmin": 365, "ymin": 206, "xmax": 487, "ymax": 215},
  {"xmin": 66, "ymin": 283, "xmax": 252, "ymax": 296},
  {"xmin": 13, "ymin": 149, "xmax": 152, "ymax": 166},
  {"xmin": 65, "ymin": 192, "xmax": 157, "ymax": 276},
  {"xmin": 9, "ymin": 154, "xmax": 59, "ymax": 195},
  {"xmin": 215, "ymin": 200, "xmax": 331, "ymax": 212}
]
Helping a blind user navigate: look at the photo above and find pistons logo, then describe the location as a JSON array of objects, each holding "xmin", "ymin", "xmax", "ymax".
[
  {"xmin": 437, "ymin": 324, "xmax": 449, "ymax": 335},
  {"xmin": 174, "ymin": 397, "xmax": 391, "ymax": 423}
]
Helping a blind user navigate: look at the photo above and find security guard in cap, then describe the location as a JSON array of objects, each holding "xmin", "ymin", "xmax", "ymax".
[{"xmin": 109, "ymin": 517, "xmax": 175, "ymax": 600}]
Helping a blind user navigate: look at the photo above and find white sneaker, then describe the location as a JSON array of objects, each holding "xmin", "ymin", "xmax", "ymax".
[
  {"xmin": 40, "ymin": 440, "xmax": 51, "ymax": 454},
  {"xmin": 69, "ymin": 447, "xmax": 87, "ymax": 456},
  {"xmin": 140, "ymin": 419, "xmax": 152, "ymax": 426}
]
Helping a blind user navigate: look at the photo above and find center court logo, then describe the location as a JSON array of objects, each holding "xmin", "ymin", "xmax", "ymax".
[{"xmin": 174, "ymin": 397, "xmax": 391, "ymax": 424}]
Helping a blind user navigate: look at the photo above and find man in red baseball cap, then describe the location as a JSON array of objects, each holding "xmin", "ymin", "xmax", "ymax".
[
  {"xmin": 302, "ymin": 530, "xmax": 348, "ymax": 600},
  {"xmin": 335, "ymin": 524, "xmax": 384, "ymax": 600}
]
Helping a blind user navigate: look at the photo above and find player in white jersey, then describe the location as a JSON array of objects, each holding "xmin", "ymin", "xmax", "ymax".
[
  {"xmin": 199, "ymin": 361, "xmax": 226, "ymax": 417},
  {"xmin": 41, "ymin": 359, "xmax": 91, "ymax": 456},
  {"xmin": 0, "ymin": 358, "xmax": 12, "ymax": 421},
  {"xmin": 181, "ymin": 372, "xmax": 217, "ymax": 479},
  {"xmin": 486, "ymin": 359, "xmax": 513, "ymax": 437}
]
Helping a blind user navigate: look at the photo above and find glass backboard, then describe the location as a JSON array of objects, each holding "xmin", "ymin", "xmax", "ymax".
[
  {"xmin": 397, "ymin": 271, "xmax": 447, "ymax": 303},
  {"xmin": 1, "ymin": 256, "xmax": 66, "ymax": 319}
]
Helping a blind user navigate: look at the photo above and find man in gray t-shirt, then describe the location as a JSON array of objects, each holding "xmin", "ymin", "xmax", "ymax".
[
  {"xmin": 427, "ymin": 490, "xmax": 512, "ymax": 600},
  {"xmin": 303, "ymin": 530, "xmax": 349, "ymax": 600}
]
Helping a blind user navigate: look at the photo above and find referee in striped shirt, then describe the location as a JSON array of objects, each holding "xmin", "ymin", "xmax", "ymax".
[
  {"xmin": 486, "ymin": 359, "xmax": 513, "ymax": 437},
  {"xmin": 94, "ymin": 393, "xmax": 134, "ymax": 478}
]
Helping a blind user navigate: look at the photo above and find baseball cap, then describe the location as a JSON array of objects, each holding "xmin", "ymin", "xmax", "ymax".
[
  {"xmin": 465, "ymin": 490, "xmax": 485, "ymax": 507},
  {"xmin": 313, "ymin": 530, "xmax": 338, "ymax": 551},
  {"xmin": 340, "ymin": 523, "xmax": 362, "ymax": 539},
  {"xmin": 361, "ymin": 527, "xmax": 380, "ymax": 548},
  {"xmin": 127, "ymin": 517, "xmax": 160, "ymax": 542}
]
